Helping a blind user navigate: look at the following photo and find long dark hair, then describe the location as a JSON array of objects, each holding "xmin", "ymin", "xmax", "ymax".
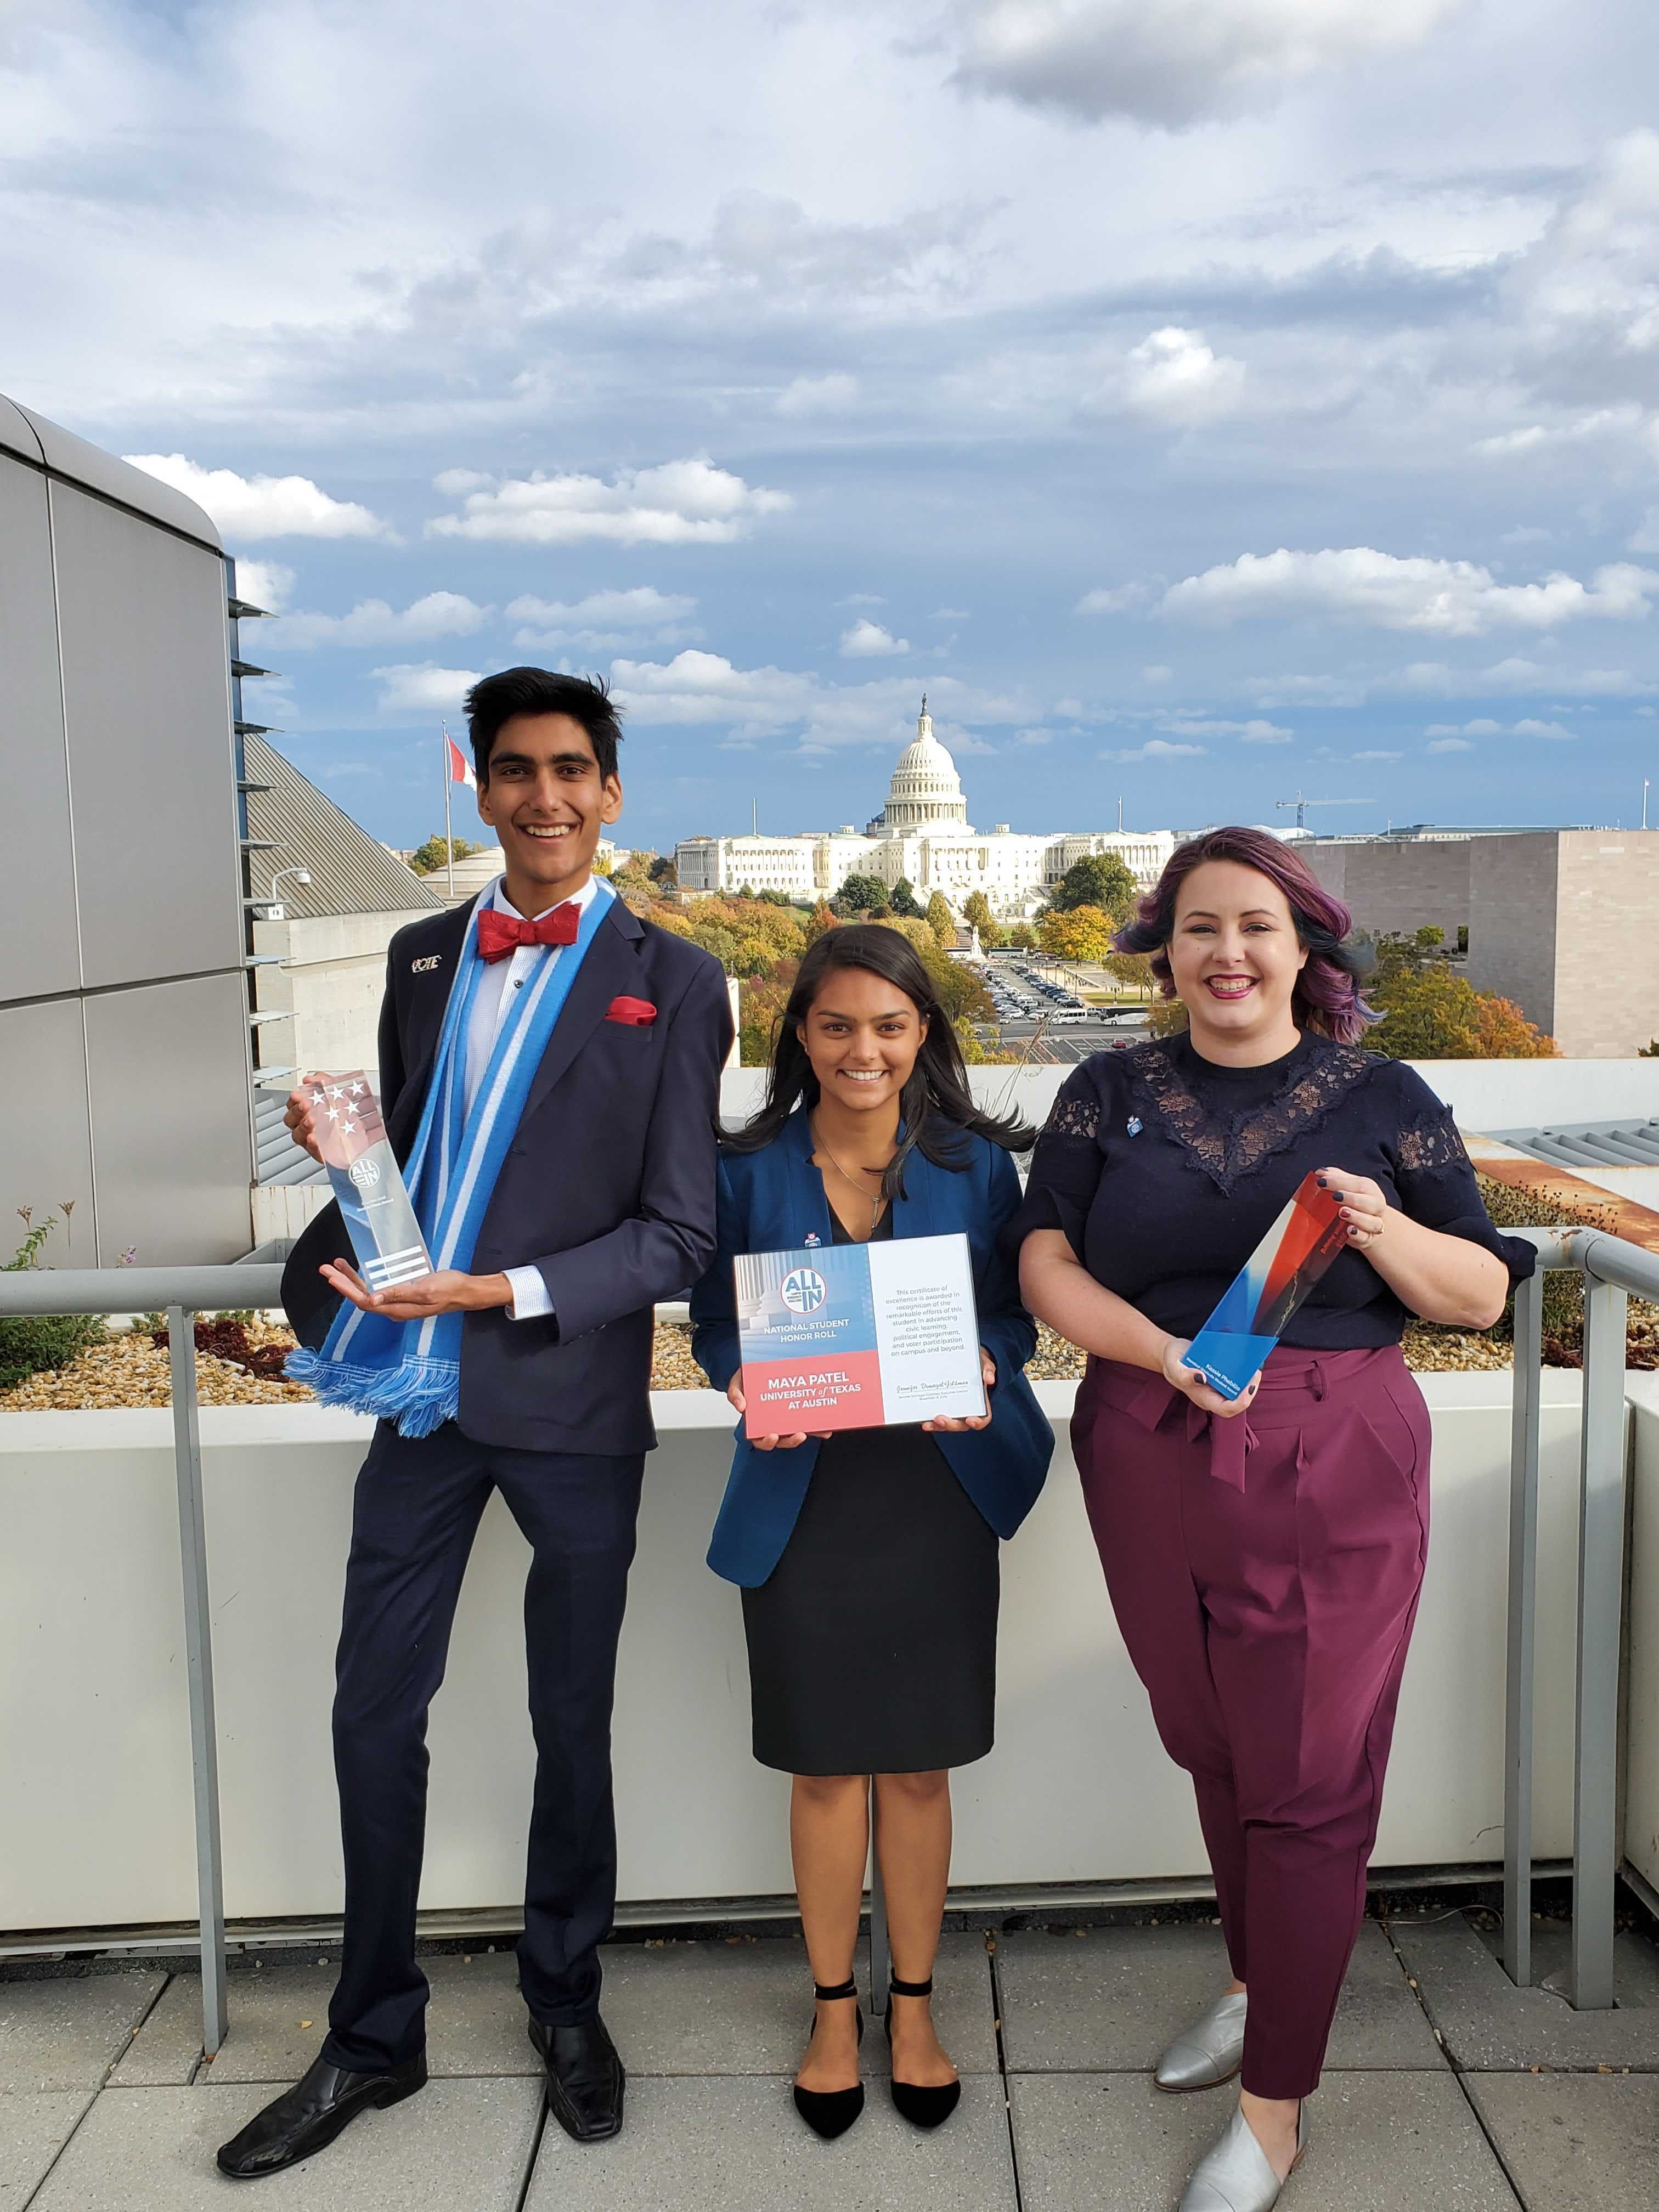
[
  {"xmin": 1114, "ymin": 826, "xmax": 1378, "ymax": 1044},
  {"xmin": 725, "ymin": 923, "xmax": 1034, "ymax": 1200}
]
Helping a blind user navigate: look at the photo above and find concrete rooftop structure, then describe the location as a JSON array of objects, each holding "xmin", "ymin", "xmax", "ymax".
[{"xmin": 4, "ymin": 1910, "xmax": 1656, "ymax": 2207}]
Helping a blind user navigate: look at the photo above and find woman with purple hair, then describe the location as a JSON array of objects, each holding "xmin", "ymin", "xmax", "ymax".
[{"xmin": 1009, "ymin": 827, "xmax": 1533, "ymax": 2210}]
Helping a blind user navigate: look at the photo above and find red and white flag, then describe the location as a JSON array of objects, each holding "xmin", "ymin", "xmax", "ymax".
[{"xmin": 445, "ymin": 732, "xmax": 476, "ymax": 789}]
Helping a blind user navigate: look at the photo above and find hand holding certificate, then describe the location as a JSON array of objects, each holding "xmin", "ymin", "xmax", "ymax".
[{"xmin": 734, "ymin": 1231, "xmax": 988, "ymax": 1441}]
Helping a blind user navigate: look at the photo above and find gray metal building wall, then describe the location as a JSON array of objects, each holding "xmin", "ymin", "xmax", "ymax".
[{"xmin": 0, "ymin": 394, "xmax": 253, "ymax": 1266}]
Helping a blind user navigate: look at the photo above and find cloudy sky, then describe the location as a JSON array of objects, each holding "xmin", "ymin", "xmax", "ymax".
[{"xmin": 7, "ymin": 0, "xmax": 1659, "ymax": 853}]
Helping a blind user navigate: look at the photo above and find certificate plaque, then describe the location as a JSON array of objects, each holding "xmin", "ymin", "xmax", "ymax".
[
  {"xmin": 1183, "ymin": 1171, "xmax": 1349, "ymax": 1401},
  {"xmin": 305, "ymin": 1071, "xmax": 433, "ymax": 1296},
  {"xmin": 735, "ymin": 1230, "xmax": 986, "ymax": 1438}
]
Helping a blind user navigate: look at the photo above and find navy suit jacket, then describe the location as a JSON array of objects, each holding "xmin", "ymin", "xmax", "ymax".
[
  {"xmin": 282, "ymin": 891, "xmax": 732, "ymax": 1457},
  {"xmin": 690, "ymin": 1110, "xmax": 1054, "ymax": 1587}
]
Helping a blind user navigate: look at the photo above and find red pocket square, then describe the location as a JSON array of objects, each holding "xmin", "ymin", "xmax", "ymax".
[{"xmin": 605, "ymin": 995, "xmax": 657, "ymax": 1027}]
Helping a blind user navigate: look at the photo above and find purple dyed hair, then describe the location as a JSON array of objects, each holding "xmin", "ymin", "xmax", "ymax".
[{"xmin": 1114, "ymin": 825, "xmax": 1379, "ymax": 1044}]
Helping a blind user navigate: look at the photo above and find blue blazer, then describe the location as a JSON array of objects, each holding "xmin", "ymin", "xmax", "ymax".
[{"xmin": 690, "ymin": 1109, "xmax": 1054, "ymax": 1587}]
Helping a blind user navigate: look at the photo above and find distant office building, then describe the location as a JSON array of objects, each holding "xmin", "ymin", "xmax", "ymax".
[
  {"xmin": 1301, "ymin": 827, "xmax": 1659, "ymax": 1057},
  {"xmin": 675, "ymin": 701, "xmax": 1175, "ymax": 918}
]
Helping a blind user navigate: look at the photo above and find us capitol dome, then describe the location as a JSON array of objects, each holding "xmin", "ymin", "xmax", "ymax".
[{"xmin": 865, "ymin": 697, "xmax": 970, "ymax": 834}]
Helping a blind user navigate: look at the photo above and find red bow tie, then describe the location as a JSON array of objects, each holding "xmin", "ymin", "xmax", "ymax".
[{"xmin": 476, "ymin": 901, "xmax": 581, "ymax": 963}]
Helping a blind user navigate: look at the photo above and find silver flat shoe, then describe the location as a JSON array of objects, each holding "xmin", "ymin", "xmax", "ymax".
[
  {"xmin": 1155, "ymin": 1988, "xmax": 1247, "ymax": 2092},
  {"xmin": 1178, "ymin": 2102, "xmax": 1305, "ymax": 2212}
]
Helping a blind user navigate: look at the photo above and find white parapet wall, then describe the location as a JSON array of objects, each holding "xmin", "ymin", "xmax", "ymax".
[{"xmin": 0, "ymin": 1372, "xmax": 1594, "ymax": 1936}]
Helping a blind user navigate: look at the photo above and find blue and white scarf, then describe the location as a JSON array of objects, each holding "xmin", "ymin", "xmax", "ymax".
[{"xmin": 287, "ymin": 877, "xmax": 614, "ymax": 1434}]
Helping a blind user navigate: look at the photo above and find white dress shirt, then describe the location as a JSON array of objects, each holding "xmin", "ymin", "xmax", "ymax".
[{"xmin": 467, "ymin": 873, "xmax": 600, "ymax": 1323}]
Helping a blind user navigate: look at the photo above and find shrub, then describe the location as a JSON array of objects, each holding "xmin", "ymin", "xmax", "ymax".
[{"xmin": 0, "ymin": 1218, "xmax": 105, "ymax": 1390}]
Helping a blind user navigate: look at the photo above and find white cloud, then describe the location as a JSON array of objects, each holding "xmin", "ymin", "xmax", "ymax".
[
  {"xmin": 1159, "ymin": 548, "xmax": 1659, "ymax": 636},
  {"xmin": 426, "ymin": 458, "xmax": 791, "ymax": 548},
  {"xmin": 1397, "ymin": 659, "xmax": 1657, "ymax": 699},
  {"xmin": 945, "ymin": 0, "xmax": 1465, "ymax": 129},
  {"xmin": 231, "ymin": 560, "xmax": 295, "ymax": 613},
  {"xmin": 504, "ymin": 585, "xmax": 699, "ymax": 650},
  {"xmin": 1101, "ymin": 738, "xmax": 1207, "ymax": 763},
  {"xmin": 608, "ymin": 652, "xmax": 1026, "ymax": 750},
  {"xmin": 1141, "ymin": 665, "xmax": 1173, "ymax": 685},
  {"xmin": 371, "ymin": 662, "xmax": 482, "ymax": 713},
  {"xmin": 1427, "ymin": 737, "xmax": 1475, "ymax": 752},
  {"xmin": 1124, "ymin": 327, "xmax": 1245, "ymax": 422},
  {"xmin": 935, "ymin": 606, "xmax": 970, "ymax": 620},
  {"xmin": 1158, "ymin": 715, "xmax": 1292, "ymax": 743},
  {"xmin": 1077, "ymin": 582, "xmax": 1152, "ymax": 615},
  {"xmin": 840, "ymin": 618, "xmax": 912, "ymax": 658},
  {"xmin": 776, "ymin": 372, "xmax": 860, "ymax": 417},
  {"xmin": 1424, "ymin": 715, "xmax": 1577, "ymax": 740},
  {"xmin": 1013, "ymin": 727, "xmax": 1053, "ymax": 744},
  {"xmin": 123, "ymin": 455, "xmax": 392, "ymax": 540},
  {"xmin": 272, "ymin": 592, "xmax": 490, "ymax": 650},
  {"xmin": 1353, "ymin": 749, "xmax": 1404, "ymax": 761}
]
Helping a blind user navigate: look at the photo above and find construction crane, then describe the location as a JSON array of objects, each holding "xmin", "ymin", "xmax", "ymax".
[{"xmin": 1275, "ymin": 792, "xmax": 1374, "ymax": 831}]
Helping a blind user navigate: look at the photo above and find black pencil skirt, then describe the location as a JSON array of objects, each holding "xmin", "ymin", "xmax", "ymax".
[{"xmin": 741, "ymin": 1423, "xmax": 1000, "ymax": 1776}]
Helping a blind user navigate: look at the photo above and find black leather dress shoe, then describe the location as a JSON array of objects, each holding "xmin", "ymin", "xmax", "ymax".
[
  {"xmin": 216, "ymin": 2050, "xmax": 428, "ymax": 2179},
  {"xmin": 528, "ymin": 2013, "xmax": 625, "ymax": 2142}
]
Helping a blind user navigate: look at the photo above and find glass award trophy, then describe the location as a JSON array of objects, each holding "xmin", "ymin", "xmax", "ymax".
[
  {"xmin": 306, "ymin": 1072, "xmax": 432, "ymax": 1295},
  {"xmin": 1183, "ymin": 1172, "xmax": 1350, "ymax": 1400}
]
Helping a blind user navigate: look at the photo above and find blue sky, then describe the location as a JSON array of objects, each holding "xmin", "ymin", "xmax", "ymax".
[{"xmin": 6, "ymin": 0, "xmax": 1659, "ymax": 854}]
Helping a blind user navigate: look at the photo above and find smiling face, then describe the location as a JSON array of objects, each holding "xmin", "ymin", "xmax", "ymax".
[
  {"xmin": 475, "ymin": 710, "xmax": 623, "ymax": 914},
  {"xmin": 797, "ymin": 963, "xmax": 929, "ymax": 1124},
  {"xmin": 1166, "ymin": 859, "xmax": 1309, "ymax": 1056}
]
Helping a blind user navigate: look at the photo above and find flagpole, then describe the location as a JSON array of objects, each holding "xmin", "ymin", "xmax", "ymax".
[{"xmin": 442, "ymin": 722, "xmax": 455, "ymax": 898}]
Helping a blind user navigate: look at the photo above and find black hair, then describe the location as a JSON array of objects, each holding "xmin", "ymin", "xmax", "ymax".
[
  {"xmin": 463, "ymin": 667, "xmax": 624, "ymax": 783},
  {"xmin": 723, "ymin": 923, "xmax": 1035, "ymax": 1200}
]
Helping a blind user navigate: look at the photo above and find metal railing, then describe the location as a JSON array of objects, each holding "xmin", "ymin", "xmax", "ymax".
[
  {"xmin": 0, "ymin": 1264, "xmax": 283, "ymax": 2055},
  {"xmin": 4, "ymin": 1232, "xmax": 1655, "ymax": 2053},
  {"xmin": 1505, "ymin": 1227, "xmax": 1658, "ymax": 2008}
]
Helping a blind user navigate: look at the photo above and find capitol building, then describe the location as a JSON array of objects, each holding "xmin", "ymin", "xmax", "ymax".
[{"xmin": 674, "ymin": 699, "xmax": 1175, "ymax": 919}]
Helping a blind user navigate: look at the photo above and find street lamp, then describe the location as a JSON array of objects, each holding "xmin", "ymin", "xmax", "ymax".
[{"xmin": 262, "ymin": 865, "xmax": 312, "ymax": 920}]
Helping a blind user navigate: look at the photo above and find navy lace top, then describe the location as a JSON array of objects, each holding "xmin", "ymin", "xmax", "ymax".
[{"xmin": 1008, "ymin": 1031, "xmax": 1536, "ymax": 1348}]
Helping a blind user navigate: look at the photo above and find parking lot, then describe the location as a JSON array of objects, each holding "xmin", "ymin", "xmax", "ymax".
[{"xmin": 974, "ymin": 955, "xmax": 1149, "ymax": 1065}]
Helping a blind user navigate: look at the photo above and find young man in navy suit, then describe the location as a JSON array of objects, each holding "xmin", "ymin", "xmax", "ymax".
[{"xmin": 219, "ymin": 670, "xmax": 731, "ymax": 2180}]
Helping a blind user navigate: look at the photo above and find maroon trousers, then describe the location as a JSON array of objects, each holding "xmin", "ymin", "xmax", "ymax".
[{"xmin": 1074, "ymin": 1345, "xmax": 1430, "ymax": 2100}]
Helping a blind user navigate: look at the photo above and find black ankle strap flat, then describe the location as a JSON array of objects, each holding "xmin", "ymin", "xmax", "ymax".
[
  {"xmin": 813, "ymin": 1977, "xmax": 860, "ymax": 2002},
  {"xmin": 888, "ymin": 1976, "xmax": 934, "ymax": 1998}
]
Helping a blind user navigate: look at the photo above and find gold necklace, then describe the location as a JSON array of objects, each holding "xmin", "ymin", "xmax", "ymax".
[{"xmin": 810, "ymin": 1115, "xmax": 889, "ymax": 1234}]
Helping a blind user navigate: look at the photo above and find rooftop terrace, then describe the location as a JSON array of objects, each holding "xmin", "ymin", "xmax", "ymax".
[{"xmin": 5, "ymin": 1903, "xmax": 1657, "ymax": 2209}]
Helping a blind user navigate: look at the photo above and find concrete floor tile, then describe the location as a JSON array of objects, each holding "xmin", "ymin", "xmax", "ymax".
[
  {"xmin": 1011, "ymin": 2072, "xmax": 1517, "ymax": 2212},
  {"xmin": 1468, "ymin": 2073, "xmax": 1659, "ymax": 2209},
  {"xmin": 523, "ymin": 2073, "xmax": 1017, "ymax": 2210},
  {"xmin": 0, "ymin": 1970, "xmax": 167, "ymax": 2093},
  {"xmin": 1324, "ymin": 1924, "xmax": 1448, "ymax": 2070},
  {"xmin": 1390, "ymin": 1913, "xmax": 1659, "ymax": 2070},
  {"xmin": 995, "ymin": 1922, "xmax": 1232, "ymax": 2071},
  {"xmin": 191, "ymin": 1952, "xmax": 535, "ymax": 2084},
  {"xmin": 0, "ymin": 2090, "xmax": 94, "ymax": 2205},
  {"xmin": 32, "ymin": 2079, "xmax": 541, "ymax": 2210},
  {"xmin": 109, "ymin": 1977, "xmax": 205, "ymax": 2087},
  {"xmin": 603, "ymin": 1930, "xmax": 999, "ymax": 2078}
]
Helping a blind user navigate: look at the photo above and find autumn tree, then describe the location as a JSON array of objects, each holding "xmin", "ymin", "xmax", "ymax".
[
  {"xmin": 962, "ymin": 891, "xmax": 1003, "ymax": 947},
  {"xmin": 926, "ymin": 891, "xmax": 957, "ymax": 948},
  {"xmin": 1366, "ymin": 929, "xmax": 1559, "ymax": 1059},
  {"xmin": 1101, "ymin": 950, "xmax": 1154, "ymax": 998},
  {"xmin": 1038, "ymin": 904, "xmax": 1117, "ymax": 963},
  {"xmin": 408, "ymin": 834, "xmax": 482, "ymax": 875},
  {"xmin": 1047, "ymin": 852, "xmax": 1137, "ymax": 919},
  {"xmin": 803, "ymin": 901, "xmax": 839, "ymax": 945}
]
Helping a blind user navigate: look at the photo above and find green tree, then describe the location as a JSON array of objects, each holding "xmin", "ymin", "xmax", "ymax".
[
  {"xmin": 1047, "ymin": 852, "xmax": 1137, "ymax": 918},
  {"xmin": 925, "ymin": 891, "xmax": 956, "ymax": 948},
  {"xmin": 647, "ymin": 854, "xmax": 678, "ymax": 888},
  {"xmin": 408, "ymin": 833, "xmax": 482, "ymax": 875},
  {"xmin": 1006, "ymin": 922, "xmax": 1036, "ymax": 951},
  {"xmin": 888, "ymin": 877, "xmax": 921, "ymax": 917},
  {"xmin": 834, "ymin": 873, "xmax": 887, "ymax": 915},
  {"xmin": 962, "ymin": 891, "xmax": 1003, "ymax": 948}
]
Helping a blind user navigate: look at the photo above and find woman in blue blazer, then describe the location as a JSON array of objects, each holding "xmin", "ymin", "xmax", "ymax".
[{"xmin": 691, "ymin": 924, "xmax": 1052, "ymax": 2142}]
